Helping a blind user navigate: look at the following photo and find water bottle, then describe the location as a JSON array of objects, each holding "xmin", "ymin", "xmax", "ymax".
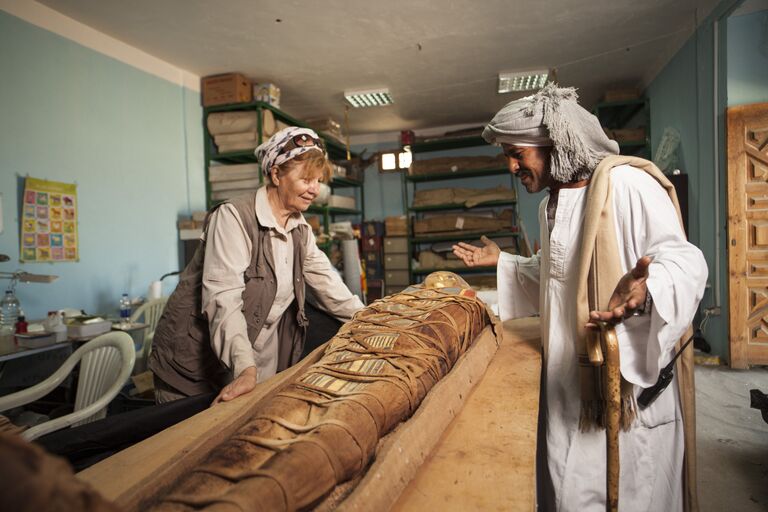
[
  {"xmin": 119, "ymin": 293, "xmax": 131, "ymax": 325},
  {"xmin": 0, "ymin": 290, "xmax": 20, "ymax": 335}
]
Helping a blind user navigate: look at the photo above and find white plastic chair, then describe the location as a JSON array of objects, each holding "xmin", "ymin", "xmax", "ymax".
[
  {"xmin": 130, "ymin": 297, "xmax": 167, "ymax": 360},
  {"xmin": 0, "ymin": 331, "xmax": 135, "ymax": 440}
]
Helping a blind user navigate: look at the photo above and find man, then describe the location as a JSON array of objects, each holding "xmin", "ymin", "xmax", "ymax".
[{"xmin": 453, "ymin": 84, "xmax": 706, "ymax": 511}]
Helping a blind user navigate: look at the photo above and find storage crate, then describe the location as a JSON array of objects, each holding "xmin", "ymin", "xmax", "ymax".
[{"xmin": 201, "ymin": 73, "xmax": 252, "ymax": 107}]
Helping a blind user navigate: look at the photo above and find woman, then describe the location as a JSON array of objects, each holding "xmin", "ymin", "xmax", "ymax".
[{"xmin": 149, "ymin": 127, "xmax": 364, "ymax": 404}]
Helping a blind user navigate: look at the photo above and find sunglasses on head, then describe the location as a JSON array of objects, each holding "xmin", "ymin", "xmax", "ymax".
[{"xmin": 279, "ymin": 134, "xmax": 325, "ymax": 154}]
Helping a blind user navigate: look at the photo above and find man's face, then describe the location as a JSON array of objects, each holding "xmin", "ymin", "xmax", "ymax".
[{"xmin": 501, "ymin": 144, "xmax": 555, "ymax": 193}]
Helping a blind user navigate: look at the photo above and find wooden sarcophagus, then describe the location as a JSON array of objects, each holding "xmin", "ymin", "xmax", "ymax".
[{"xmin": 78, "ymin": 272, "xmax": 541, "ymax": 511}]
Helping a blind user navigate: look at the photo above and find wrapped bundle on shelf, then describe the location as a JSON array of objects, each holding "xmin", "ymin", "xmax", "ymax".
[
  {"xmin": 414, "ymin": 213, "xmax": 509, "ymax": 235},
  {"xmin": 146, "ymin": 273, "xmax": 494, "ymax": 511},
  {"xmin": 305, "ymin": 117, "xmax": 344, "ymax": 145},
  {"xmin": 417, "ymin": 250, "xmax": 466, "ymax": 270},
  {"xmin": 210, "ymin": 188, "xmax": 260, "ymax": 202},
  {"xmin": 207, "ymin": 110, "xmax": 287, "ymax": 153},
  {"xmin": 408, "ymin": 154, "xmax": 505, "ymax": 177},
  {"xmin": 208, "ymin": 163, "xmax": 260, "ymax": 183},
  {"xmin": 413, "ymin": 185, "xmax": 516, "ymax": 208},
  {"xmin": 208, "ymin": 164, "xmax": 262, "ymax": 201}
]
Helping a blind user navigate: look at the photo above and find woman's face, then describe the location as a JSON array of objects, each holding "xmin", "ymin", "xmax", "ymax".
[{"xmin": 272, "ymin": 163, "xmax": 322, "ymax": 212}]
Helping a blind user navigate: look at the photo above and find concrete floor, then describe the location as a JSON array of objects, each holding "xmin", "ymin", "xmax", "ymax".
[{"xmin": 696, "ymin": 365, "xmax": 768, "ymax": 511}]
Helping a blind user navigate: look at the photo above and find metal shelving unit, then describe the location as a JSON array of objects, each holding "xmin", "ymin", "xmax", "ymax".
[
  {"xmin": 202, "ymin": 100, "xmax": 363, "ymax": 254},
  {"xmin": 401, "ymin": 146, "xmax": 521, "ymax": 285},
  {"xmin": 593, "ymin": 97, "xmax": 651, "ymax": 159}
]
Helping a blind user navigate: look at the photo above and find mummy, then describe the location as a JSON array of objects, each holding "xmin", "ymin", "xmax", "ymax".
[{"xmin": 152, "ymin": 272, "xmax": 493, "ymax": 511}]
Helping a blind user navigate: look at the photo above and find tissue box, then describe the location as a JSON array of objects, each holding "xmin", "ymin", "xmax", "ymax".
[
  {"xmin": 253, "ymin": 83, "xmax": 281, "ymax": 107},
  {"xmin": 67, "ymin": 317, "xmax": 112, "ymax": 339}
]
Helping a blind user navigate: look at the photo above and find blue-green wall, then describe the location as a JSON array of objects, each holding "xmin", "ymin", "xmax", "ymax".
[
  {"xmin": 646, "ymin": 1, "xmax": 767, "ymax": 360},
  {"xmin": 0, "ymin": 11, "xmax": 204, "ymax": 319},
  {"xmin": 727, "ymin": 9, "xmax": 768, "ymax": 106}
]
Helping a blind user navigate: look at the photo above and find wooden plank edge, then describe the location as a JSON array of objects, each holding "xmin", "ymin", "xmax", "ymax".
[
  {"xmin": 337, "ymin": 324, "xmax": 500, "ymax": 511},
  {"xmin": 77, "ymin": 343, "xmax": 329, "ymax": 511}
]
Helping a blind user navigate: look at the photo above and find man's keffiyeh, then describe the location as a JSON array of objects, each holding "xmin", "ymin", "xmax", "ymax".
[{"xmin": 482, "ymin": 83, "xmax": 619, "ymax": 182}]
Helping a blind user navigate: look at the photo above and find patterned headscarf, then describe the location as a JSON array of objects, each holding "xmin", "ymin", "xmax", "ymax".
[
  {"xmin": 255, "ymin": 126, "xmax": 326, "ymax": 177},
  {"xmin": 482, "ymin": 83, "xmax": 619, "ymax": 182}
]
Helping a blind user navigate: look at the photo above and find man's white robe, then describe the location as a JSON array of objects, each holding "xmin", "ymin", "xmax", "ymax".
[{"xmin": 498, "ymin": 165, "xmax": 707, "ymax": 512}]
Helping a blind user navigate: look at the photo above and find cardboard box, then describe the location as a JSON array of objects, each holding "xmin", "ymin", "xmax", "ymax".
[
  {"xmin": 363, "ymin": 251, "xmax": 384, "ymax": 279},
  {"xmin": 602, "ymin": 89, "xmax": 640, "ymax": 103},
  {"xmin": 384, "ymin": 237, "xmax": 408, "ymax": 254},
  {"xmin": 362, "ymin": 236, "xmax": 381, "ymax": 252},
  {"xmin": 362, "ymin": 221, "xmax": 384, "ymax": 252},
  {"xmin": 385, "ymin": 216, "xmax": 408, "ymax": 236},
  {"xmin": 201, "ymin": 73, "xmax": 252, "ymax": 107},
  {"xmin": 328, "ymin": 195, "xmax": 356, "ymax": 210},
  {"xmin": 611, "ymin": 127, "xmax": 646, "ymax": 142},
  {"xmin": 384, "ymin": 253, "xmax": 409, "ymax": 270},
  {"xmin": 385, "ymin": 270, "xmax": 410, "ymax": 286},
  {"xmin": 253, "ymin": 83, "xmax": 281, "ymax": 107}
]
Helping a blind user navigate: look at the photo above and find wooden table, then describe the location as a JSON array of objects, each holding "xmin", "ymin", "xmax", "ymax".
[
  {"xmin": 392, "ymin": 317, "xmax": 541, "ymax": 511},
  {"xmin": 0, "ymin": 334, "xmax": 71, "ymax": 363},
  {"xmin": 79, "ymin": 318, "xmax": 542, "ymax": 511}
]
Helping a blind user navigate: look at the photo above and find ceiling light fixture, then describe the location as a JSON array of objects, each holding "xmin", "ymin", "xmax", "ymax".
[
  {"xmin": 497, "ymin": 70, "xmax": 549, "ymax": 93},
  {"xmin": 344, "ymin": 88, "xmax": 393, "ymax": 108}
]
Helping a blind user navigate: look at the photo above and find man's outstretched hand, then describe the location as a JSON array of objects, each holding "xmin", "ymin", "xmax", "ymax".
[
  {"xmin": 213, "ymin": 366, "xmax": 258, "ymax": 405},
  {"xmin": 586, "ymin": 256, "xmax": 652, "ymax": 329},
  {"xmin": 452, "ymin": 235, "xmax": 501, "ymax": 268}
]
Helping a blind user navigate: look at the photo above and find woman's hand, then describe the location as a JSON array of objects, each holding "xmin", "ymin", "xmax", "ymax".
[
  {"xmin": 586, "ymin": 256, "xmax": 651, "ymax": 329},
  {"xmin": 452, "ymin": 236, "xmax": 501, "ymax": 267},
  {"xmin": 213, "ymin": 366, "xmax": 258, "ymax": 405}
]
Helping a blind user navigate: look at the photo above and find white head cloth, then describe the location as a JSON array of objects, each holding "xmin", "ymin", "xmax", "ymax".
[
  {"xmin": 255, "ymin": 126, "xmax": 325, "ymax": 177},
  {"xmin": 482, "ymin": 84, "xmax": 619, "ymax": 182}
]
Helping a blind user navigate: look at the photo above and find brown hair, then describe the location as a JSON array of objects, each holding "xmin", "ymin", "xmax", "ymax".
[{"xmin": 269, "ymin": 151, "xmax": 331, "ymax": 187}]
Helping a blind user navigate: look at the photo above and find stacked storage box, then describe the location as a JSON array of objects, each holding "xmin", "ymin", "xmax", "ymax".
[
  {"xmin": 383, "ymin": 236, "xmax": 409, "ymax": 296},
  {"xmin": 361, "ymin": 221, "xmax": 384, "ymax": 303}
]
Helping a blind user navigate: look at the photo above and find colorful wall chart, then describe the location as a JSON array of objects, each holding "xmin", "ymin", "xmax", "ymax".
[{"xmin": 20, "ymin": 177, "xmax": 78, "ymax": 262}]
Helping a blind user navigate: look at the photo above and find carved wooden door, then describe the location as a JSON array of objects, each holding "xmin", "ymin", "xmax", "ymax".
[{"xmin": 727, "ymin": 102, "xmax": 768, "ymax": 368}]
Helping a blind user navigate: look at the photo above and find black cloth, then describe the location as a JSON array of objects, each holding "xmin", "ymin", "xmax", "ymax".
[
  {"xmin": 302, "ymin": 300, "xmax": 343, "ymax": 358},
  {"xmin": 36, "ymin": 392, "xmax": 215, "ymax": 471}
]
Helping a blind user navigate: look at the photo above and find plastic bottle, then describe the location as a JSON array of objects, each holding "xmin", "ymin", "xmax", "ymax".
[
  {"xmin": 0, "ymin": 290, "xmax": 20, "ymax": 335},
  {"xmin": 15, "ymin": 311, "xmax": 28, "ymax": 334},
  {"xmin": 120, "ymin": 293, "xmax": 132, "ymax": 325}
]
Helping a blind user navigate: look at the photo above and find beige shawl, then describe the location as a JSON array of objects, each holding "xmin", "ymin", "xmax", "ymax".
[{"xmin": 574, "ymin": 155, "xmax": 698, "ymax": 512}]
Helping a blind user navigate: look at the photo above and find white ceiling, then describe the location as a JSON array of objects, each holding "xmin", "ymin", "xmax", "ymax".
[{"xmin": 38, "ymin": 0, "xmax": 723, "ymax": 135}]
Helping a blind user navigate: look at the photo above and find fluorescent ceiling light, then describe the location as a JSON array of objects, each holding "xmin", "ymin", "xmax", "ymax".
[
  {"xmin": 498, "ymin": 70, "xmax": 549, "ymax": 93},
  {"xmin": 344, "ymin": 88, "xmax": 393, "ymax": 108}
]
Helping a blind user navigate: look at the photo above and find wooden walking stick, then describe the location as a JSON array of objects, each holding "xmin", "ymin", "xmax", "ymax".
[{"xmin": 600, "ymin": 322, "xmax": 621, "ymax": 512}]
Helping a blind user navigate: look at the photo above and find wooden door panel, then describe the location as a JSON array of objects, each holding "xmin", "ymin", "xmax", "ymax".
[{"xmin": 728, "ymin": 102, "xmax": 768, "ymax": 368}]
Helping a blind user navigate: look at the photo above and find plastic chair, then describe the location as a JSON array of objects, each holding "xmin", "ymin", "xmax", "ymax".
[
  {"xmin": 130, "ymin": 297, "xmax": 167, "ymax": 360},
  {"xmin": 0, "ymin": 331, "xmax": 135, "ymax": 440}
]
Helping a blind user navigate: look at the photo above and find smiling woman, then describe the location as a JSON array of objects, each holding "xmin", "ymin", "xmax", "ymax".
[
  {"xmin": 149, "ymin": 127, "xmax": 365, "ymax": 407},
  {"xmin": 266, "ymin": 151, "xmax": 331, "ymax": 226}
]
